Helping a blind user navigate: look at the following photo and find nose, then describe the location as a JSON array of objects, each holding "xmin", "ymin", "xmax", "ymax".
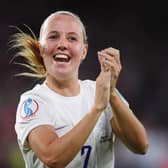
[{"xmin": 57, "ymin": 37, "xmax": 68, "ymax": 51}]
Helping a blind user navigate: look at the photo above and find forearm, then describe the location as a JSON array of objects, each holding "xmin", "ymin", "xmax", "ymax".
[
  {"xmin": 46, "ymin": 107, "xmax": 101, "ymax": 167},
  {"xmin": 110, "ymin": 90, "xmax": 148, "ymax": 154}
]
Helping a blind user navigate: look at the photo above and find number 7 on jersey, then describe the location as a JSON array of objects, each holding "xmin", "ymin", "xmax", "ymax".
[{"xmin": 81, "ymin": 145, "xmax": 92, "ymax": 168}]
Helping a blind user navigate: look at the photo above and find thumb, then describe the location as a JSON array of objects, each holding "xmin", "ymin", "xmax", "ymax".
[{"xmin": 98, "ymin": 55, "xmax": 104, "ymax": 71}]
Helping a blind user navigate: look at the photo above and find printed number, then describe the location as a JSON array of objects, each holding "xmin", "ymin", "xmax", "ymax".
[{"xmin": 81, "ymin": 145, "xmax": 92, "ymax": 168}]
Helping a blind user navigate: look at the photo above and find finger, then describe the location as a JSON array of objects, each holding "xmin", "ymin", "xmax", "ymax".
[
  {"xmin": 98, "ymin": 55, "xmax": 104, "ymax": 71},
  {"xmin": 98, "ymin": 51, "xmax": 113, "ymax": 62},
  {"xmin": 103, "ymin": 47, "xmax": 119, "ymax": 57},
  {"xmin": 101, "ymin": 58, "xmax": 122, "ymax": 79},
  {"xmin": 102, "ymin": 48, "xmax": 121, "ymax": 65},
  {"xmin": 98, "ymin": 55, "xmax": 111, "ymax": 72},
  {"xmin": 98, "ymin": 51, "xmax": 120, "ymax": 70},
  {"xmin": 98, "ymin": 51, "xmax": 121, "ymax": 69}
]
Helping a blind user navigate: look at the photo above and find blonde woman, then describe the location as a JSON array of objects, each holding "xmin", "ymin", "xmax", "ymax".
[{"xmin": 13, "ymin": 11, "xmax": 148, "ymax": 168}]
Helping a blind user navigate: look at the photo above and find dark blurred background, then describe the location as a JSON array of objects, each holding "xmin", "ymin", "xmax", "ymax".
[{"xmin": 1, "ymin": 0, "xmax": 168, "ymax": 168}]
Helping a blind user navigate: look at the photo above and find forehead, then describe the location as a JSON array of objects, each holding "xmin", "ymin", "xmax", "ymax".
[{"xmin": 43, "ymin": 14, "xmax": 83, "ymax": 35}]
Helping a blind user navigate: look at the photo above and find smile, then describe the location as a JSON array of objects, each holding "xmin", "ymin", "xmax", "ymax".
[{"xmin": 53, "ymin": 54, "xmax": 71, "ymax": 63}]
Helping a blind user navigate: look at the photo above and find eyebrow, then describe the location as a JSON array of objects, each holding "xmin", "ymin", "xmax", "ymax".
[{"xmin": 48, "ymin": 30, "xmax": 79, "ymax": 36}]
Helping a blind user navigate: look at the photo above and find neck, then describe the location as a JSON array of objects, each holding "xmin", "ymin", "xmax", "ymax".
[{"xmin": 45, "ymin": 76, "xmax": 80, "ymax": 97}]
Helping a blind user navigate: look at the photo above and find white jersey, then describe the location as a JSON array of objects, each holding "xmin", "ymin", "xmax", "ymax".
[{"xmin": 15, "ymin": 79, "xmax": 129, "ymax": 168}]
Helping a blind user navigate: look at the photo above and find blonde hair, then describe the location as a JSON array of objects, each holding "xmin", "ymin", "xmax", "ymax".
[
  {"xmin": 10, "ymin": 26, "xmax": 46, "ymax": 78},
  {"xmin": 39, "ymin": 11, "xmax": 88, "ymax": 45},
  {"xmin": 10, "ymin": 11, "xmax": 88, "ymax": 78}
]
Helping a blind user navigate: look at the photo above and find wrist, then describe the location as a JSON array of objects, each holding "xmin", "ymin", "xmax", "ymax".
[
  {"xmin": 92, "ymin": 105, "xmax": 104, "ymax": 115},
  {"xmin": 110, "ymin": 90, "xmax": 118, "ymax": 103},
  {"xmin": 110, "ymin": 88, "xmax": 117, "ymax": 96}
]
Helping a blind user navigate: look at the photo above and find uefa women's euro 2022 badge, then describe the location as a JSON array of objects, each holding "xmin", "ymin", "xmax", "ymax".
[{"xmin": 19, "ymin": 97, "xmax": 39, "ymax": 119}]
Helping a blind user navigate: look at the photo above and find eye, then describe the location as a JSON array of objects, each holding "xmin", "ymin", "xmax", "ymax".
[
  {"xmin": 48, "ymin": 34, "xmax": 58, "ymax": 39},
  {"xmin": 68, "ymin": 36, "xmax": 77, "ymax": 42}
]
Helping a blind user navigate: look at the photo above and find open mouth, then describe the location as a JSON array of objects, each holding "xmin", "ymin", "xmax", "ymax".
[{"xmin": 53, "ymin": 54, "xmax": 71, "ymax": 63}]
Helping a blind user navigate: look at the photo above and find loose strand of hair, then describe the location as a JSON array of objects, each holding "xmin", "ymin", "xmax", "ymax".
[{"xmin": 9, "ymin": 25, "xmax": 46, "ymax": 78}]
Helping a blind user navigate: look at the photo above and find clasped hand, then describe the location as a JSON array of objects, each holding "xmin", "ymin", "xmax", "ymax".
[{"xmin": 94, "ymin": 47, "xmax": 122, "ymax": 112}]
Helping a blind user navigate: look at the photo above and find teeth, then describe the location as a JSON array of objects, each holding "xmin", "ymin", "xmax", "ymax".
[
  {"xmin": 55, "ymin": 54, "xmax": 68, "ymax": 59},
  {"xmin": 53, "ymin": 54, "xmax": 70, "ymax": 62}
]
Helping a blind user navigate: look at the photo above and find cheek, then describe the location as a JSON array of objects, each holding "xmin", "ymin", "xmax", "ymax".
[
  {"xmin": 72, "ymin": 44, "xmax": 84, "ymax": 58},
  {"xmin": 44, "ymin": 55, "xmax": 53, "ymax": 65},
  {"xmin": 41, "ymin": 42, "xmax": 56, "ymax": 56},
  {"xmin": 41, "ymin": 50, "xmax": 53, "ymax": 67}
]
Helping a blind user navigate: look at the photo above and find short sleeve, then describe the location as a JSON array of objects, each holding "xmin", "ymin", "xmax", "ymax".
[
  {"xmin": 15, "ymin": 94, "xmax": 54, "ymax": 149},
  {"xmin": 115, "ymin": 88, "xmax": 129, "ymax": 107}
]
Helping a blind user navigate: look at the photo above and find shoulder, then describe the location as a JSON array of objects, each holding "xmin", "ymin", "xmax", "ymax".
[
  {"xmin": 18, "ymin": 82, "xmax": 47, "ymax": 106},
  {"xmin": 16, "ymin": 83, "xmax": 52, "ymax": 121},
  {"xmin": 20, "ymin": 82, "xmax": 47, "ymax": 100}
]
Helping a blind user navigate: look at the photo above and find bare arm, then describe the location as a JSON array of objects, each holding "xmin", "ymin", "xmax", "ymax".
[
  {"xmin": 28, "ymin": 107, "xmax": 101, "ymax": 168},
  {"xmin": 98, "ymin": 47, "xmax": 148, "ymax": 154},
  {"xmin": 110, "ymin": 91, "xmax": 148, "ymax": 154}
]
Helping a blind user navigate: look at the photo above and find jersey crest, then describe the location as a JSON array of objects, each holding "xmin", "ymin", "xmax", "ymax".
[{"xmin": 19, "ymin": 98, "xmax": 39, "ymax": 119}]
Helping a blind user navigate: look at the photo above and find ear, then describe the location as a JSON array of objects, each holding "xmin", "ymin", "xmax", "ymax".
[
  {"xmin": 38, "ymin": 41, "xmax": 45, "ymax": 58},
  {"xmin": 81, "ymin": 44, "xmax": 88, "ymax": 61}
]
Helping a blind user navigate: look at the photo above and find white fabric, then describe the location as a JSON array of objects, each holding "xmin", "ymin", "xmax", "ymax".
[{"xmin": 15, "ymin": 79, "xmax": 128, "ymax": 168}]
